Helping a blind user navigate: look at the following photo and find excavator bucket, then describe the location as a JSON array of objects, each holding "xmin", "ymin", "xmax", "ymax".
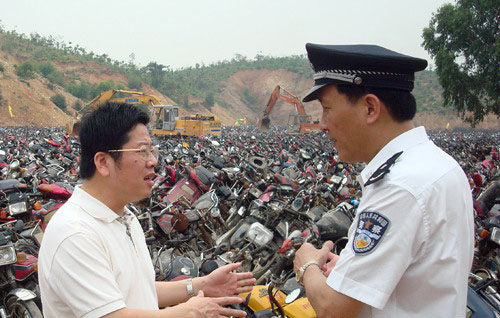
[{"xmin": 260, "ymin": 117, "xmax": 271, "ymax": 130}]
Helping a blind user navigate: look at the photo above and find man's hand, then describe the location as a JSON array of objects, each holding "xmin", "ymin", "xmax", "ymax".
[
  {"xmin": 201, "ymin": 263, "xmax": 256, "ymax": 297},
  {"xmin": 293, "ymin": 241, "xmax": 334, "ymax": 274},
  {"xmin": 183, "ymin": 291, "xmax": 247, "ymax": 317},
  {"xmin": 322, "ymin": 252, "xmax": 340, "ymax": 277}
]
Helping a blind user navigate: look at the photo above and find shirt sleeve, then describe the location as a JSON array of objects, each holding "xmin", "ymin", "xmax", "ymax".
[
  {"xmin": 47, "ymin": 232, "xmax": 126, "ymax": 318},
  {"xmin": 327, "ymin": 183, "xmax": 426, "ymax": 309}
]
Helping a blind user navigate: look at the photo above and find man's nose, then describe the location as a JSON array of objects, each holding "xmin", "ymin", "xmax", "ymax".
[
  {"xmin": 148, "ymin": 154, "xmax": 158, "ymax": 167},
  {"xmin": 319, "ymin": 116, "xmax": 328, "ymax": 132}
]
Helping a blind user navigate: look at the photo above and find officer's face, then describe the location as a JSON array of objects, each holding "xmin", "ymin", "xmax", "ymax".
[{"xmin": 318, "ymin": 85, "xmax": 368, "ymax": 162}]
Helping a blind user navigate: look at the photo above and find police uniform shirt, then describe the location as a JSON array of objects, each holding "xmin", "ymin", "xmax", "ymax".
[{"xmin": 326, "ymin": 126, "xmax": 474, "ymax": 318}]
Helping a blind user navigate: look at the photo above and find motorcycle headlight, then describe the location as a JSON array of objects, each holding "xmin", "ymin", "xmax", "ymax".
[
  {"xmin": 245, "ymin": 222, "xmax": 273, "ymax": 247},
  {"xmin": 490, "ymin": 227, "xmax": 500, "ymax": 246},
  {"xmin": 0, "ymin": 245, "xmax": 17, "ymax": 266},
  {"xmin": 8, "ymin": 201, "xmax": 28, "ymax": 216}
]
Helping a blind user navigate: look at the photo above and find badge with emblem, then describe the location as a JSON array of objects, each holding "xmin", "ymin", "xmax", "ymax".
[{"xmin": 353, "ymin": 211, "xmax": 390, "ymax": 254}]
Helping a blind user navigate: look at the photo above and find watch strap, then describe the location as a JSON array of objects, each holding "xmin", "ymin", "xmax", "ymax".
[
  {"xmin": 186, "ymin": 277, "xmax": 195, "ymax": 298},
  {"xmin": 296, "ymin": 260, "xmax": 320, "ymax": 285}
]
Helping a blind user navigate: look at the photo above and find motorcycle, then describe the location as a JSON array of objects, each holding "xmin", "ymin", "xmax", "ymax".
[{"xmin": 0, "ymin": 220, "xmax": 42, "ymax": 318}]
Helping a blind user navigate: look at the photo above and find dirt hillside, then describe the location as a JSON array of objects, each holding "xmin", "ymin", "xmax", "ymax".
[
  {"xmin": 0, "ymin": 49, "xmax": 174, "ymax": 127},
  {"xmin": 0, "ymin": 48, "xmax": 498, "ymax": 130}
]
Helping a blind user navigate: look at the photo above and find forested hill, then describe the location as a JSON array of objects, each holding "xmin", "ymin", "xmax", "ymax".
[{"xmin": 0, "ymin": 27, "xmax": 498, "ymax": 129}]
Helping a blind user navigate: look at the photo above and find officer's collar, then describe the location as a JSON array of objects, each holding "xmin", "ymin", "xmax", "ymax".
[{"xmin": 359, "ymin": 126, "xmax": 429, "ymax": 186}]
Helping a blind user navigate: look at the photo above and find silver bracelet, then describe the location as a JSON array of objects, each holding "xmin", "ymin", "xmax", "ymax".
[{"xmin": 186, "ymin": 277, "xmax": 196, "ymax": 298}]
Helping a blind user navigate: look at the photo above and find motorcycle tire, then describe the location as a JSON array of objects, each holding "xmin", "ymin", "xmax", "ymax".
[{"xmin": 6, "ymin": 298, "xmax": 43, "ymax": 318}]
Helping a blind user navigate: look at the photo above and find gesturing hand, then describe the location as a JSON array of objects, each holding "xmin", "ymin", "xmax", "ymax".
[
  {"xmin": 184, "ymin": 291, "xmax": 247, "ymax": 317},
  {"xmin": 202, "ymin": 262, "xmax": 256, "ymax": 297}
]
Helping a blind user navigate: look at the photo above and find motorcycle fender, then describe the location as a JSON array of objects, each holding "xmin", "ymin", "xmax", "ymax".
[
  {"xmin": 239, "ymin": 285, "xmax": 286, "ymax": 312},
  {"xmin": 6, "ymin": 288, "xmax": 37, "ymax": 301},
  {"xmin": 283, "ymin": 297, "xmax": 317, "ymax": 318}
]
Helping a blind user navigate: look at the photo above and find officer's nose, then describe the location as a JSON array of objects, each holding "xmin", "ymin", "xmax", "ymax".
[{"xmin": 319, "ymin": 114, "xmax": 329, "ymax": 132}]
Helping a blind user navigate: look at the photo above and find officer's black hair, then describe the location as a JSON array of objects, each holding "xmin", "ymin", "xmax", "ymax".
[
  {"xmin": 337, "ymin": 85, "xmax": 417, "ymax": 122},
  {"xmin": 79, "ymin": 102, "xmax": 149, "ymax": 179}
]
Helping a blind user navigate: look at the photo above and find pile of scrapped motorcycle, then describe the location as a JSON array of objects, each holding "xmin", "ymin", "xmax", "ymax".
[{"xmin": 0, "ymin": 126, "xmax": 498, "ymax": 317}]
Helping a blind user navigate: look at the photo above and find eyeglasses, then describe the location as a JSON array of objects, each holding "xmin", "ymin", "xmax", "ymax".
[{"xmin": 108, "ymin": 145, "xmax": 160, "ymax": 161}]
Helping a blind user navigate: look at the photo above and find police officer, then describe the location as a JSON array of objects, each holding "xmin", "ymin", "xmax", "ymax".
[{"xmin": 293, "ymin": 44, "xmax": 474, "ymax": 318}]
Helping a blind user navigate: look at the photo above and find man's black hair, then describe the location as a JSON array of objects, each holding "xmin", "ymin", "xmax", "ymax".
[
  {"xmin": 337, "ymin": 85, "xmax": 417, "ymax": 122},
  {"xmin": 79, "ymin": 102, "xmax": 150, "ymax": 179}
]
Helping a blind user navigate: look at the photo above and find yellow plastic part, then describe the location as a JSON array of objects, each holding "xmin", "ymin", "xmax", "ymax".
[
  {"xmin": 283, "ymin": 297, "xmax": 317, "ymax": 318},
  {"xmin": 239, "ymin": 285, "xmax": 286, "ymax": 312}
]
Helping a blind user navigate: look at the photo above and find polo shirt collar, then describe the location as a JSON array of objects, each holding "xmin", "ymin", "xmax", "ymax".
[
  {"xmin": 70, "ymin": 185, "xmax": 123, "ymax": 223},
  {"xmin": 358, "ymin": 126, "xmax": 429, "ymax": 186}
]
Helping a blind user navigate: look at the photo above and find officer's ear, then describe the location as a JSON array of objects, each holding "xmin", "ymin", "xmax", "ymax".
[{"xmin": 361, "ymin": 93, "xmax": 383, "ymax": 125}]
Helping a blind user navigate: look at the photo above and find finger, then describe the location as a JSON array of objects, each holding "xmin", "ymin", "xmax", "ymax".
[
  {"xmin": 237, "ymin": 278, "xmax": 256, "ymax": 287},
  {"xmin": 326, "ymin": 252, "xmax": 336, "ymax": 261},
  {"xmin": 196, "ymin": 290, "xmax": 205, "ymax": 297},
  {"xmin": 234, "ymin": 271, "xmax": 254, "ymax": 280},
  {"xmin": 219, "ymin": 306, "xmax": 248, "ymax": 317},
  {"xmin": 235, "ymin": 286, "xmax": 254, "ymax": 294},
  {"xmin": 212, "ymin": 296, "xmax": 245, "ymax": 306},
  {"xmin": 322, "ymin": 240, "xmax": 334, "ymax": 252},
  {"xmin": 219, "ymin": 262, "xmax": 241, "ymax": 273}
]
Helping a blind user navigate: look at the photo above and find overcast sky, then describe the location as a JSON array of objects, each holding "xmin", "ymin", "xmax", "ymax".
[{"xmin": 1, "ymin": 0, "xmax": 451, "ymax": 70}]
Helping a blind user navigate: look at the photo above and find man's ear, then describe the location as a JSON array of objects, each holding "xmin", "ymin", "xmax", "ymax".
[
  {"xmin": 94, "ymin": 152, "xmax": 112, "ymax": 177},
  {"xmin": 362, "ymin": 93, "xmax": 382, "ymax": 125}
]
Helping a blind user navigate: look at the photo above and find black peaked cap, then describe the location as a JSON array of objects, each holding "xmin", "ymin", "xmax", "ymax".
[{"xmin": 303, "ymin": 44, "xmax": 428, "ymax": 102}]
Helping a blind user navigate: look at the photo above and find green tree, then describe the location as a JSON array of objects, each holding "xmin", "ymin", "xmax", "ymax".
[
  {"xmin": 422, "ymin": 0, "xmax": 499, "ymax": 126},
  {"xmin": 127, "ymin": 75, "xmax": 143, "ymax": 90},
  {"xmin": 46, "ymin": 71, "xmax": 65, "ymax": 86},
  {"xmin": 145, "ymin": 62, "xmax": 166, "ymax": 89},
  {"xmin": 73, "ymin": 99, "xmax": 83, "ymax": 111},
  {"xmin": 16, "ymin": 61, "xmax": 37, "ymax": 79},
  {"xmin": 50, "ymin": 94, "xmax": 67, "ymax": 110},
  {"xmin": 38, "ymin": 61, "xmax": 56, "ymax": 77},
  {"xmin": 204, "ymin": 92, "xmax": 215, "ymax": 107}
]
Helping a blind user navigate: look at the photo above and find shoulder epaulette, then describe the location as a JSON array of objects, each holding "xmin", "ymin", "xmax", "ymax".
[{"xmin": 364, "ymin": 151, "xmax": 403, "ymax": 187}]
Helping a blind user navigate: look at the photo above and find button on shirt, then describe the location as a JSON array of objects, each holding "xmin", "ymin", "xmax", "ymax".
[
  {"xmin": 327, "ymin": 126, "xmax": 474, "ymax": 318},
  {"xmin": 39, "ymin": 186, "xmax": 158, "ymax": 318}
]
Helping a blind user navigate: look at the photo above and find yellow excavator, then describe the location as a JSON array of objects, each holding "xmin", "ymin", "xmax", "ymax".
[{"xmin": 67, "ymin": 90, "xmax": 222, "ymax": 137}]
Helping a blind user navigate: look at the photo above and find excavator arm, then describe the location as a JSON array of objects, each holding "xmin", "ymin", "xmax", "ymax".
[
  {"xmin": 258, "ymin": 86, "xmax": 308, "ymax": 129},
  {"xmin": 68, "ymin": 90, "xmax": 164, "ymax": 136}
]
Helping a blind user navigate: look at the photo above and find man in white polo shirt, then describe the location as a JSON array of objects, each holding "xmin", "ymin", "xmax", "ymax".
[
  {"xmin": 39, "ymin": 103, "xmax": 255, "ymax": 318},
  {"xmin": 293, "ymin": 44, "xmax": 474, "ymax": 318}
]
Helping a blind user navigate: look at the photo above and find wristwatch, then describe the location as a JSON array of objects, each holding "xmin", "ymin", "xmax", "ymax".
[
  {"xmin": 295, "ymin": 260, "xmax": 320, "ymax": 285},
  {"xmin": 186, "ymin": 277, "xmax": 196, "ymax": 298}
]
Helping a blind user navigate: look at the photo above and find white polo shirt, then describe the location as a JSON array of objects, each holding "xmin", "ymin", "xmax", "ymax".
[
  {"xmin": 39, "ymin": 186, "xmax": 158, "ymax": 318},
  {"xmin": 327, "ymin": 126, "xmax": 474, "ymax": 318}
]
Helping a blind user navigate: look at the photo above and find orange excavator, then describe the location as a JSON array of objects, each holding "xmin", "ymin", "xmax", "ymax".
[{"xmin": 258, "ymin": 86, "xmax": 320, "ymax": 133}]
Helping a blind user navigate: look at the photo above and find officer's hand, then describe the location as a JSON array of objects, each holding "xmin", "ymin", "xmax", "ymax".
[
  {"xmin": 321, "ymin": 252, "xmax": 340, "ymax": 277},
  {"xmin": 183, "ymin": 291, "xmax": 247, "ymax": 317},
  {"xmin": 293, "ymin": 241, "xmax": 334, "ymax": 274}
]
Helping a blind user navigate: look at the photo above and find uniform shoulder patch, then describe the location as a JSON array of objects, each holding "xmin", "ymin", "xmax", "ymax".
[
  {"xmin": 364, "ymin": 151, "xmax": 403, "ymax": 187},
  {"xmin": 353, "ymin": 211, "xmax": 390, "ymax": 255}
]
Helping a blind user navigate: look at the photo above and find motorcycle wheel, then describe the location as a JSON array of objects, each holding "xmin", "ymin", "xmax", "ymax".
[{"xmin": 6, "ymin": 298, "xmax": 43, "ymax": 318}]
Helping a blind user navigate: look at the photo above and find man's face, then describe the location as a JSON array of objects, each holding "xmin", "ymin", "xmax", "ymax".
[
  {"xmin": 318, "ymin": 85, "xmax": 367, "ymax": 163},
  {"xmin": 109, "ymin": 123, "xmax": 157, "ymax": 203}
]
